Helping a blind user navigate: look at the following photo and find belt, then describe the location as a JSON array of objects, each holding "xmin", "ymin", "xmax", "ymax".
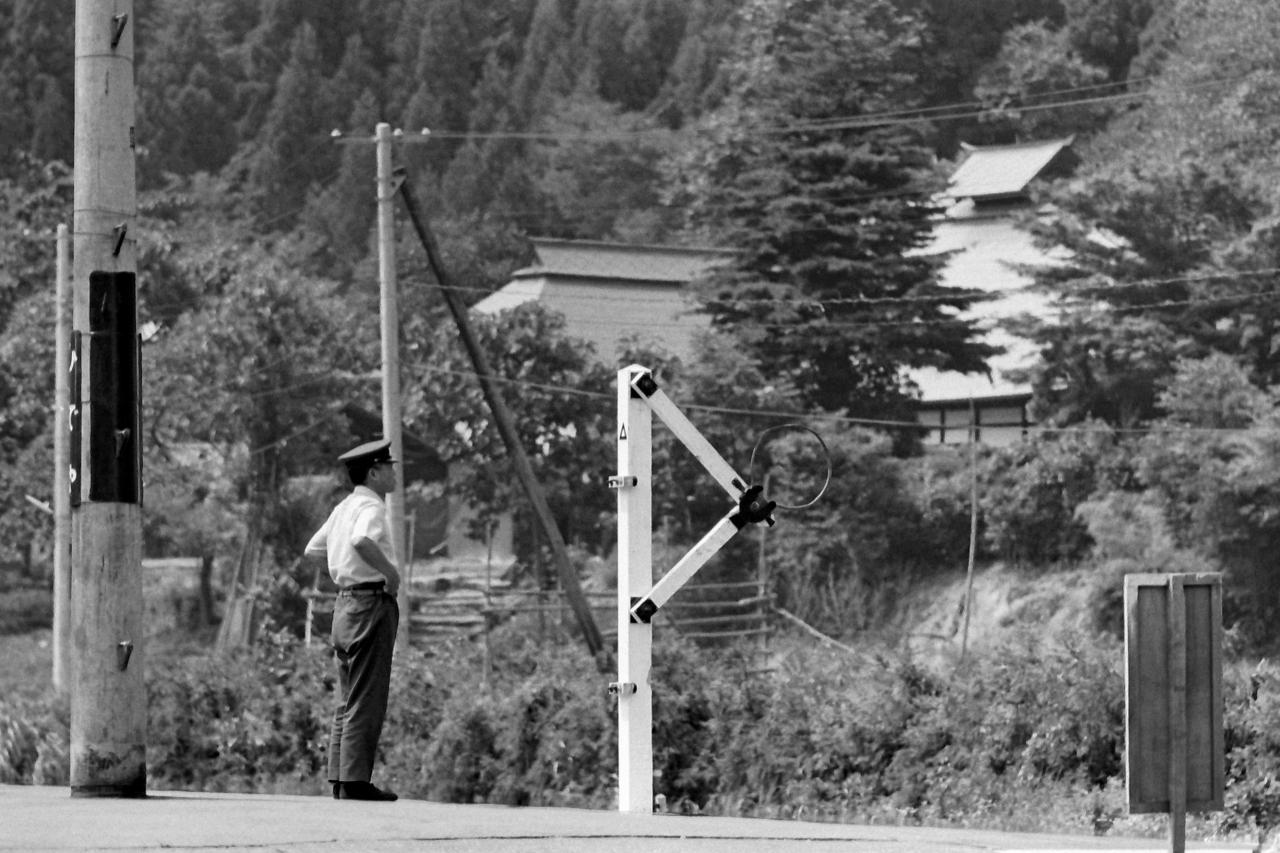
[{"xmin": 338, "ymin": 581, "xmax": 385, "ymax": 596}]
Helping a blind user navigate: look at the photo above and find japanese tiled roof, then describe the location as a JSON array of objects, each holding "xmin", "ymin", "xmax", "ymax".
[{"xmin": 947, "ymin": 137, "xmax": 1074, "ymax": 201}]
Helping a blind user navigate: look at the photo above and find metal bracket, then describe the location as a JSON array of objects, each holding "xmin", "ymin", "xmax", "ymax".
[
  {"xmin": 630, "ymin": 596, "xmax": 657, "ymax": 624},
  {"xmin": 608, "ymin": 681, "xmax": 637, "ymax": 697},
  {"xmin": 608, "ymin": 475, "xmax": 638, "ymax": 489},
  {"xmin": 116, "ymin": 640, "xmax": 133, "ymax": 671},
  {"xmin": 730, "ymin": 484, "xmax": 776, "ymax": 529},
  {"xmin": 624, "ymin": 367, "xmax": 776, "ymax": 615},
  {"xmin": 110, "ymin": 13, "xmax": 129, "ymax": 49}
]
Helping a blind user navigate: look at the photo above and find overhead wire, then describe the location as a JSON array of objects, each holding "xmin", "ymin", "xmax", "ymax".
[
  {"xmin": 138, "ymin": 67, "xmax": 1280, "ymax": 441},
  {"xmin": 365, "ymin": 68, "xmax": 1256, "ymax": 142},
  {"xmin": 389, "ymin": 364, "xmax": 1280, "ymax": 437}
]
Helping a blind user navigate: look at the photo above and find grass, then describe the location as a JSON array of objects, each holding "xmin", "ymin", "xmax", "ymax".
[{"xmin": 0, "ymin": 585, "xmax": 53, "ymax": 635}]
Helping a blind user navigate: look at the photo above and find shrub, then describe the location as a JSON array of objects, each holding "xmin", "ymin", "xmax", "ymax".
[
  {"xmin": 147, "ymin": 629, "xmax": 331, "ymax": 793},
  {"xmin": 1219, "ymin": 659, "xmax": 1280, "ymax": 843},
  {"xmin": 980, "ymin": 429, "xmax": 1121, "ymax": 565},
  {"xmin": 0, "ymin": 691, "xmax": 68, "ymax": 785},
  {"xmin": 0, "ymin": 618, "xmax": 1271, "ymax": 845}
]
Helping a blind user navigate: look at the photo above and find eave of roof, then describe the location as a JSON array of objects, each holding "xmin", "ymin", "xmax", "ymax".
[
  {"xmin": 916, "ymin": 390, "xmax": 1032, "ymax": 408},
  {"xmin": 514, "ymin": 238, "xmax": 737, "ymax": 284},
  {"xmin": 947, "ymin": 137, "xmax": 1074, "ymax": 202}
]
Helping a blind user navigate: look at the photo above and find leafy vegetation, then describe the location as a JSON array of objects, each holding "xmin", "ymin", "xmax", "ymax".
[
  {"xmin": 6, "ymin": 0, "xmax": 1280, "ymax": 842},
  {"xmin": 0, "ymin": 621, "xmax": 1278, "ymax": 844}
]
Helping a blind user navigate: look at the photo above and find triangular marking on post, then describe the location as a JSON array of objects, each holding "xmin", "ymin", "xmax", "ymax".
[{"xmin": 619, "ymin": 425, "xmax": 628, "ymax": 441}]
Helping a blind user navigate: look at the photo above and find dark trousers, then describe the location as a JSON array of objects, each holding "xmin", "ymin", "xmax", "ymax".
[{"xmin": 327, "ymin": 591, "xmax": 398, "ymax": 783}]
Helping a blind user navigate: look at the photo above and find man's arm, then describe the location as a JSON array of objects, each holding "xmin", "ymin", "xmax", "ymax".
[
  {"xmin": 353, "ymin": 536, "xmax": 401, "ymax": 596},
  {"xmin": 301, "ymin": 551, "xmax": 326, "ymax": 569}
]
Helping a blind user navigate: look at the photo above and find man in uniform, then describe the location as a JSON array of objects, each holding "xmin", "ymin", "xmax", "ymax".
[{"xmin": 305, "ymin": 438, "xmax": 402, "ymax": 801}]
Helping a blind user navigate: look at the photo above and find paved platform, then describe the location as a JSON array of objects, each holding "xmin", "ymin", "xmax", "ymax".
[{"xmin": 0, "ymin": 784, "xmax": 1257, "ymax": 853}]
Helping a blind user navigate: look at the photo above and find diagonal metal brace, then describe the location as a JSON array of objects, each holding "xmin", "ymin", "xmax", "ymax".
[
  {"xmin": 629, "ymin": 486, "xmax": 775, "ymax": 623},
  {"xmin": 630, "ymin": 372, "xmax": 746, "ymax": 501}
]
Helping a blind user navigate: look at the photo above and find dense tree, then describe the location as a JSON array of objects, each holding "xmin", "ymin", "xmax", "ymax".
[
  {"xmin": 1061, "ymin": 0, "xmax": 1154, "ymax": 80},
  {"xmin": 1019, "ymin": 0, "xmax": 1280, "ymax": 426},
  {"xmin": 398, "ymin": 302, "xmax": 615, "ymax": 553},
  {"xmin": 0, "ymin": 154, "xmax": 70, "ymax": 566},
  {"xmin": 1131, "ymin": 355, "xmax": 1280, "ymax": 646},
  {"xmin": 892, "ymin": 0, "xmax": 1066, "ymax": 152},
  {"xmin": 574, "ymin": 0, "xmax": 694, "ymax": 114},
  {"xmin": 0, "ymin": 292, "xmax": 57, "ymax": 567},
  {"xmin": 298, "ymin": 89, "xmax": 380, "ymax": 283},
  {"xmin": 4, "ymin": 0, "xmax": 1249, "ymax": 596},
  {"xmin": 144, "ymin": 239, "xmax": 373, "ymax": 566},
  {"xmin": 677, "ymin": 0, "xmax": 996, "ymax": 430},
  {"xmin": 652, "ymin": 0, "xmax": 738, "ymax": 126},
  {"xmin": 528, "ymin": 93, "xmax": 680, "ymax": 242},
  {"xmin": 973, "ymin": 21, "xmax": 1113, "ymax": 140},
  {"xmin": 0, "ymin": 0, "xmax": 72, "ymax": 166},
  {"xmin": 136, "ymin": 0, "xmax": 239, "ymax": 183},
  {"xmin": 0, "ymin": 154, "xmax": 69, "ymax": 333},
  {"xmin": 243, "ymin": 24, "xmax": 339, "ymax": 228}
]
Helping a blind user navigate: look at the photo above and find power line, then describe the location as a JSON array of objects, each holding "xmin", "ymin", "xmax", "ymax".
[
  {"xmin": 335, "ymin": 70, "xmax": 1255, "ymax": 143},
  {"xmin": 772, "ymin": 73, "xmax": 1249, "ymax": 135},
  {"xmin": 399, "ymin": 364, "xmax": 1280, "ymax": 437}
]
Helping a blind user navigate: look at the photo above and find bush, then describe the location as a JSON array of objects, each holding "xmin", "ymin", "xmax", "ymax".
[
  {"xmin": 1219, "ymin": 659, "xmax": 1280, "ymax": 843},
  {"xmin": 147, "ymin": 629, "xmax": 331, "ymax": 793},
  {"xmin": 980, "ymin": 429, "xmax": 1121, "ymax": 565},
  {"xmin": 692, "ymin": 627, "xmax": 1124, "ymax": 829},
  {"xmin": 0, "ymin": 620, "xmax": 1269, "ymax": 845},
  {"xmin": 0, "ymin": 692, "xmax": 68, "ymax": 785}
]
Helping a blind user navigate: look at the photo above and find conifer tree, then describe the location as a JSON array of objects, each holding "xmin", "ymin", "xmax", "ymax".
[
  {"xmin": 138, "ymin": 0, "xmax": 238, "ymax": 182},
  {"xmin": 300, "ymin": 89, "xmax": 380, "ymax": 282},
  {"xmin": 246, "ymin": 24, "xmax": 337, "ymax": 228},
  {"xmin": 680, "ymin": 0, "xmax": 994, "ymax": 426},
  {"xmin": 1, "ymin": 0, "xmax": 72, "ymax": 166}
]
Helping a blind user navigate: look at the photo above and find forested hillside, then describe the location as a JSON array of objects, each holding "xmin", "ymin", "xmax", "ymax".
[{"xmin": 7, "ymin": 0, "xmax": 1280, "ymax": 654}]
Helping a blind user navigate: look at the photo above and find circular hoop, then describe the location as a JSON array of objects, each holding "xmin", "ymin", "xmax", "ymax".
[{"xmin": 747, "ymin": 423, "xmax": 832, "ymax": 510}]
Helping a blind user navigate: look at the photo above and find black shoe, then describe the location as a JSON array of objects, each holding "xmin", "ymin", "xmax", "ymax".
[
  {"xmin": 338, "ymin": 781, "xmax": 398, "ymax": 801},
  {"xmin": 331, "ymin": 782, "xmax": 340, "ymax": 800}
]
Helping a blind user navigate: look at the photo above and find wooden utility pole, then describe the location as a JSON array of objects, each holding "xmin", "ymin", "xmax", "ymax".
[
  {"xmin": 375, "ymin": 123, "xmax": 411, "ymax": 649},
  {"xmin": 960, "ymin": 399, "xmax": 978, "ymax": 662},
  {"xmin": 70, "ymin": 0, "xmax": 146, "ymax": 796},
  {"xmin": 53, "ymin": 224, "xmax": 71, "ymax": 692},
  {"xmin": 395, "ymin": 174, "xmax": 607, "ymax": 661}
]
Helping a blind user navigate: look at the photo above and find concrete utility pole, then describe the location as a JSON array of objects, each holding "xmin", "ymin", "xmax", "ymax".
[
  {"xmin": 375, "ymin": 123, "xmax": 410, "ymax": 649},
  {"xmin": 53, "ymin": 224, "xmax": 72, "ymax": 692},
  {"xmin": 70, "ymin": 0, "xmax": 146, "ymax": 797}
]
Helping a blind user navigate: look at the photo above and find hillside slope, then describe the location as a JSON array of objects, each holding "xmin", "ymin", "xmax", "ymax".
[{"xmin": 892, "ymin": 563, "xmax": 1110, "ymax": 659}]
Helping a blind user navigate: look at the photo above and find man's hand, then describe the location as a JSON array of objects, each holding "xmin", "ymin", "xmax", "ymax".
[{"xmin": 353, "ymin": 536, "xmax": 402, "ymax": 597}]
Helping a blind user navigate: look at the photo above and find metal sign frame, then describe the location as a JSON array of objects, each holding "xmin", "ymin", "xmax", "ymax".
[
  {"xmin": 612, "ymin": 364, "xmax": 774, "ymax": 813},
  {"xmin": 1124, "ymin": 572, "xmax": 1224, "ymax": 853}
]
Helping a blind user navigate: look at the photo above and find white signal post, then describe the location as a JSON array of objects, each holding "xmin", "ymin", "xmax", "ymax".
[{"xmin": 612, "ymin": 365, "xmax": 775, "ymax": 813}]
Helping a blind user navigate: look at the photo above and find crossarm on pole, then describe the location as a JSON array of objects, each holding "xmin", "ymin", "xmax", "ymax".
[
  {"xmin": 630, "ymin": 485, "xmax": 776, "ymax": 624},
  {"xmin": 629, "ymin": 514, "xmax": 739, "ymax": 623},
  {"xmin": 630, "ymin": 373, "xmax": 746, "ymax": 502}
]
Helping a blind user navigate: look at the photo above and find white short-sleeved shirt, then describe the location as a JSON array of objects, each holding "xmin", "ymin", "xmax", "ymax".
[{"xmin": 305, "ymin": 486, "xmax": 394, "ymax": 587}]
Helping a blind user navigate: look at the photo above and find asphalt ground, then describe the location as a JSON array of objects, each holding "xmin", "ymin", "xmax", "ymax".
[{"xmin": 0, "ymin": 784, "xmax": 1259, "ymax": 853}]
